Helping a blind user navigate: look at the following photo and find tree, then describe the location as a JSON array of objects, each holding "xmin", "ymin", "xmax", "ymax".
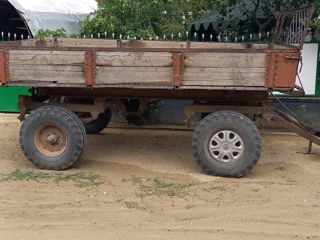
[
  {"xmin": 81, "ymin": 0, "xmax": 320, "ymax": 40},
  {"xmin": 82, "ymin": 0, "xmax": 184, "ymax": 39},
  {"xmin": 81, "ymin": 0, "xmax": 228, "ymax": 39}
]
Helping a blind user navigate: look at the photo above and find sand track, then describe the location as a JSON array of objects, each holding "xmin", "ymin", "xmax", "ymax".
[{"xmin": 0, "ymin": 114, "xmax": 319, "ymax": 240}]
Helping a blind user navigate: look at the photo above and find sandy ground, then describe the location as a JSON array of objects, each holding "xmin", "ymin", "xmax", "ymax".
[{"xmin": 0, "ymin": 114, "xmax": 319, "ymax": 240}]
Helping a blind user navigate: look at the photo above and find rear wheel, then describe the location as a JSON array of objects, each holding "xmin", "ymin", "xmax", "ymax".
[
  {"xmin": 20, "ymin": 106, "xmax": 86, "ymax": 170},
  {"xmin": 192, "ymin": 111, "xmax": 261, "ymax": 178}
]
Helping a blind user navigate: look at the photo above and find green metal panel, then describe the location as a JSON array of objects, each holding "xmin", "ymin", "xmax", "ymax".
[
  {"xmin": 316, "ymin": 41, "xmax": 320, "ymax": 97},
  {"xmin": 0, "ymin": 87, "xmax": 31, "ymax": 112}
]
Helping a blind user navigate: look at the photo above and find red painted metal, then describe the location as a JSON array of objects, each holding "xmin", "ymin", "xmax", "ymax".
[
  {"xmin": 265, "ymin": 51, "xmax": 300, "ymax": 89},
  {"xmin": 85, "ymin": 51, "xmax": 96, "ymax": 86},
  {"xmin": 172, "ymin": 53, "xmax": 184, "ymax": 87},
  {"xmin": 0, "ymin": 51, "xmax": 9, "ymax": 85}
]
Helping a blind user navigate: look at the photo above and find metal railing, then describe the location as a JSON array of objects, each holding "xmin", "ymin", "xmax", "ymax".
[
  {"xmin": 0, "ymin": 30, "xmax": 276, "ymax": 44},
  {"xmin": 273, "ymin": 4, "xmax": 315, "ymax": 49}
]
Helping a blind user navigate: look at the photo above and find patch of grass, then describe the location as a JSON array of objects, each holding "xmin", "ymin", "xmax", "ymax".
[
  {"xmin": 209, "ymin": 185, "xmax": 227, "ymax": 192},
  {"xmin": 185, "ymin": 204, "xmax": 195, "ymax": 209},
  {"xmin": 0, "ymin": 169, "xmax": 104, "ymax": 188},
  {"xmin": 123, "ymin": 201, "xmax": 139, "ymax": 209},
  {"xmin": 53, "ymin": 172, "xmax": 104, "ymax": 188},
  {"xmin": 0, "ymin": 169, "xmax": 50, "ymax": 182},
  {"xmin": 123, "ymin": 175, "xmax": 196, "ymax": 198}
]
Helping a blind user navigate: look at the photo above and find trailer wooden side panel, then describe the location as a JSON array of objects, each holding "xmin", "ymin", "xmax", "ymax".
[
  {"xmin": 1, "ymin": 38, "xmax": 300, "ymax": 91},
  {"xmin": 9, "ymin": 50, "xmax": 85, "ymax": 84},
  {"xmin": 184, "ymin": 52, "xmax": 267, "ymax": 87}
]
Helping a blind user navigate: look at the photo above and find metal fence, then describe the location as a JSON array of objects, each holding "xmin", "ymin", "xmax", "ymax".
[
  {"xmin": 273, "ymin": 5, "xmax": 315, "ymax": 49},
  {"xmin": 0, "ymin": 30, "xmax": 276, "ymax": 44}
]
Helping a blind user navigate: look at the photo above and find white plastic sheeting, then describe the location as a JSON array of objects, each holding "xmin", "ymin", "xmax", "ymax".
[{"xmin": 7, "ymin": 0, "xmax": 97, "ymax": 36}]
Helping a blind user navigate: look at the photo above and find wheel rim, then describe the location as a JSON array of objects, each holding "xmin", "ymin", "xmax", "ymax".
[
  {"xmin": 34, "ymin": 124, "xmax": 68, "ymax": 157},
  {"xmin": 208, "ymin": 130, "xmax": 244, "ymax": 163}
]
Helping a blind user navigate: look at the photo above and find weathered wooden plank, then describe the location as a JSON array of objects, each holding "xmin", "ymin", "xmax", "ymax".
[
  {"xmin": 17, "ymin": 38, "xmax": 289, "ymax": 50},
  {"xmin": 185, "ymin": 52, "xmax": 267, "ymax": 68},
  {"xmin": 20, "ymin": 39, "xmax": 38, "ymax": 47},
  {"xmin": 185, "ymin": 68, "xmax": 266, "ymax": 73},
  {"xmin": 10, "ymin": 65, "xmax": 83, "ymax": 72},
  {"xmin": 96, "ymin": 67, "xmax": 173, "ymax": 85},
  {"xmin": 9, "ymin": 50, "xmax": 85, "ymax": 65},
  {"xmin": 190, "ymin": 42, "xmax": 246, "ymax": 49},
  {"xmin": 96, "ymin": 52, "xmax": 173, "ymax": 67},
  {"xmin": 56, "ymin": 38, "xmax": 117, "ymax": 48},
  {"xmin": 183, "ymin": 79, "xmax": 265, "ymax": 87},
  {"xmin": 190, "ymin": 42, "xmax": 271, "ymax": 49},
  {"xmin": 19, "ymin": 38, "xmax": 117, "ymax": 48},
  {"xmin": 10, "ymin": 69, "xmax": 84, "ymax": 83},
  {"xmin": 121, "ymin": 40, "xmax": 187, "ymax": 49},
  {"xmin": 184, "ymin": 68, "xmax": 266, "ymax": 86}
]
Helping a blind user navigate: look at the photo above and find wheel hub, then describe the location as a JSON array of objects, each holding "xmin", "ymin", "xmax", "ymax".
[
  {"xmin": 34, "ymin": 124, "xmax": 68, "ymax": 157},
  {"xmin": 47, "ymin": 134, "xmax": 58, "ymax": 145},
  {"xmin": 223, "ymin": 144, "xmax": 230, "ymax": 151},
  {"xmin": 208, "ymin": 130, "xmax": 244, "ymax": 163}
]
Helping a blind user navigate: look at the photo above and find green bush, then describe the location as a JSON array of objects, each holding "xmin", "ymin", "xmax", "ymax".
[{"xmin": 35, "ymin": 28, "xmax": 67, "ymax": 38}]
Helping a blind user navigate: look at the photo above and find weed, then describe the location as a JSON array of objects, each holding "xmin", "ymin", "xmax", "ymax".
[
  {"xmin": 123, "ymin": 201, "xmax": 139, "ymax": 209},
  {"xmin": 53, "ymin": 172, "xmax": 104, "ymax": 188},
  {"xmin": 0, "ymin": 169, "xmax": 104, "ymax": 188},
  {"xmin": 185, "ymin": 204, "xmax": 195, "ymax": 209},
  {"xmin": 209, "ymin": 185, "xmax": 227, "ymax": 192},
  {"xmin": 0, "ymin": 169, "xmax": 50, "ymax": 182},
  {"xmin": 123, "ymin": 175, "xmax": 197, "ymax": 198},
  {"xmin": 251, "ymin": 188, "xmax": 260, "ymax": 192}
]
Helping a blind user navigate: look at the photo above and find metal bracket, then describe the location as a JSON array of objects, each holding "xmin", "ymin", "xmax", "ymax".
[
  {"xmin": 172, "ymin": 53, "xmax": 184, "ymax": 88},
  {"xmin": 85, "ymin": 51, "xmax": 96, "ymax": 86},
  {"xmin": 0, "ymin": 50, "xmax": 9, "ymax": 85}
]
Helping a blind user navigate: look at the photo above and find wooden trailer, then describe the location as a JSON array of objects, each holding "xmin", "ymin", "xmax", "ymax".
[{"xmin": 0, "ymin": 5, "xmax": 318, "ymax": 177}]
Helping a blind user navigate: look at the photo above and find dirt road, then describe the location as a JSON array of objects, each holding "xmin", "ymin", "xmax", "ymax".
[{"xmin": 0, "ymin": 114, "xmax": 319, "ymax": 240}]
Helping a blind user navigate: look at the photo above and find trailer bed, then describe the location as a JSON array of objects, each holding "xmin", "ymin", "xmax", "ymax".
[{"xmin": 0, "ymin": 38, "xmax": 300, "ymax": 97}]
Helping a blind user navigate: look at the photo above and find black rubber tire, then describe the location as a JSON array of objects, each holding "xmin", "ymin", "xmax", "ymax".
[
  {"xmin": 20, "ymin": 106, "xmax": 86, "ymax": 170},
  {"xmin": 84, "ymin": 108, "xmax": 112, "ymax": 134},
  {"xmin": 192, "ymin": 111, "xmax": 262, "ymax": 178}
]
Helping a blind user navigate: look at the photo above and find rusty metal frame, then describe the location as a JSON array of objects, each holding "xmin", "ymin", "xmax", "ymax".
[
  {"xmin": 184, "ymin": 104, "xmax": 266, "ymax": 126},
  {"xmin": 266, "ymin": 108, "xmax": 320, "ymax": 146},
  {"xmin": 85, "ymin": 51, "xmax": 96, "ymax": 86},
  {"xmin": 265, "ymin": 50, "xmax": 301, "ymax": 89},
  {"xmin": 113, "ymin": 99, "xmax": 149, "ymax": 118},
  {"xmin": 17, "ymin": 95, "xmax": 111, "ymax": 121},
  {"xmin": 0, "ymin": 50, "xmax": 9, "ymax": 85},
  {"xmin": 172, "ymin": 53, "xmax": 185, "ymax": 87},
  {"xmin": 273, "ymin": 4, "xmax": 315, "ymax": 49}
]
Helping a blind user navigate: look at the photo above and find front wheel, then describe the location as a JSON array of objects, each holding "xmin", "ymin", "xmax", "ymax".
[
  {"xmin": 192, "ymin": 111, "xmax": 262, "ymax": 178},
  {"xmin": 20, "ymin": 106, "xmax": 86, "ymax": 170}
]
